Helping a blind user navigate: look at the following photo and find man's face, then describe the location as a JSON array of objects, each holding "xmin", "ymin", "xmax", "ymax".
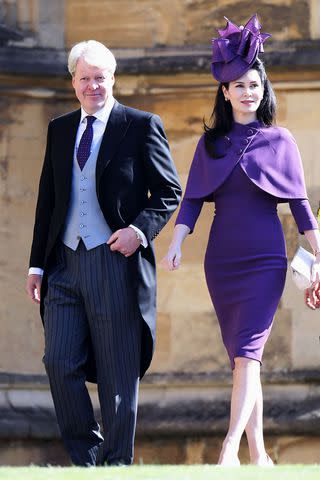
[{"xmin": 72, "ymin": 56, "xmax": 115, "ymax": 114}]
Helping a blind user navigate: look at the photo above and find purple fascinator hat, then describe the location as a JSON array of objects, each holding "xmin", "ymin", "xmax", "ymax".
[{"xmin": 211, "ymin": 14, "xmax": 271, "ymax": 83}]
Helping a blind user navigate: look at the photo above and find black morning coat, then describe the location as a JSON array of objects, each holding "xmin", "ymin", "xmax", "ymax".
[{"xmin": 29, "ymin": 100, "xmax": 182, "ymax": 381}]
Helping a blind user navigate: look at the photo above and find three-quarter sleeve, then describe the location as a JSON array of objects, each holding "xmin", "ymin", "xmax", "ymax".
[
  {"xmin": 175, "ymin": 197, "xmax": 204, "ymax": 233},
  {"xmin": 289, "ymin": 198, "xmax": 318, "ymax": 234}
]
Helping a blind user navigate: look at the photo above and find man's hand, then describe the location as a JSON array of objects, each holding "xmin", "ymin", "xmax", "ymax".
[
  {"xmin": 305, "ymin": 283, "xmax": 320, "ymax": 310},
  {"xmin": 26, "ymin": 274, "xmax": 42, "ymax": 304},
  {"xmin": 107, "ymin": 227, "xmax": 141, "ymax": 257}
]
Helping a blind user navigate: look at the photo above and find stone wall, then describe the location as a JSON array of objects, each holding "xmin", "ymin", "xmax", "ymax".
[{"xmin": 65, "ymin": 0, "xmax": 313, "ymax": 48}]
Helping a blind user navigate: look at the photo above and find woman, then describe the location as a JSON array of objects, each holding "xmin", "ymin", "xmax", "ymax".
[{"xmin": 161, "ymin": 15, "xmax": 320, "ymax": 466}]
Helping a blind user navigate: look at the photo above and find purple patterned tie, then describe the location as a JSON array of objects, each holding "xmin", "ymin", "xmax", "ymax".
[{"xmin": 77, "ymin": 116, "xmax": 96, "ymax": 170}]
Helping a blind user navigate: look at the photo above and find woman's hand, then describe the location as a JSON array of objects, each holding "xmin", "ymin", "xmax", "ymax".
[
  {"xmin": 160, "ymin": 224, "xmax": 190, "ymax": 271},
  {"xmin": 305, "ymin": 283, "xmax": 320, "ymax": 310},
  {"xmin": 160, "ymin": 244, "xmax": 182, "ymax": 271}
]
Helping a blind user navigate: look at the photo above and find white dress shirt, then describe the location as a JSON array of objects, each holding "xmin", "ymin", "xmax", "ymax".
[{"xmin": 29, "ymin": 97, "xmax": 147, "ymax": 276}]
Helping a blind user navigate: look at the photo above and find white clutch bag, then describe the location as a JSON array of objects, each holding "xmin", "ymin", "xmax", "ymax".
[{"xmin": 290, "ymin": 246, "xmax": 315, "ymax": 290}]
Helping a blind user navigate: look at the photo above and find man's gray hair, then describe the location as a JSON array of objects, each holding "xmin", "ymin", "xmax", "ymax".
[{"xmin": 68, "ymin": 40, "xmax": 117, "ymax": 76}]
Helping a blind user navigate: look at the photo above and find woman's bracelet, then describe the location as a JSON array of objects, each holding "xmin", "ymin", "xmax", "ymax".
[{"xmin": 314, "ymin": 250, "xmax": 320, "ymax": 256}]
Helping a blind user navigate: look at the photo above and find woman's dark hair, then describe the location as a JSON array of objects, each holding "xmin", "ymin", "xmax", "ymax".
[{"xmin": 204, "ymin": 58, "xmax": 276, "ymax": 157}]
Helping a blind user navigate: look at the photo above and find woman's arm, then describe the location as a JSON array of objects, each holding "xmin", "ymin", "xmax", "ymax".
[
  {"xmin": 289, "ymin": 198, "xmax": 320, "ymax": 308},
  {"xmin": 289, "ymin": 198, "xmax": 320, "ymax": 282},
  {"xmin": 304, "ymin": 229, "xmax": 320, "ymax": 255}
]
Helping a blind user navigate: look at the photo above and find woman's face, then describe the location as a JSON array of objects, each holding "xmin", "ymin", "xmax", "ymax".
[{"xmin": 222, "ymin": 69, "xmax": 264, "ymax": 124}]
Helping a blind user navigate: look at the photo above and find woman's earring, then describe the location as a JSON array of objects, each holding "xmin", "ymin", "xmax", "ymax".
[{"xmin": 225, "ymin": 97, "xmax": 229, "ymax": 102}]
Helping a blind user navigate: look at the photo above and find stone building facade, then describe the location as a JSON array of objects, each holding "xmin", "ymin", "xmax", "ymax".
[{"xmin": 0, "ymin": 0, "xmax": 320, "ymax": 465}]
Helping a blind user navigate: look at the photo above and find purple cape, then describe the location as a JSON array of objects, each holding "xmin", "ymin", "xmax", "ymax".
[{"xmin": 184, "ymin": 121, "xmax": 308, "ymax": 202}]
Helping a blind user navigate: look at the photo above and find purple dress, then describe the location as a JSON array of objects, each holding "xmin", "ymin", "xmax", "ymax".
[{"xmin": 176, "ymin": 122, "xmax": 317, "ymax": 369}]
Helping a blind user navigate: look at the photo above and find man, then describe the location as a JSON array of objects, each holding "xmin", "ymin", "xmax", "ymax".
[{"xmin": 26, "ymin": 40, "xmax": 181, "ymax": 466}]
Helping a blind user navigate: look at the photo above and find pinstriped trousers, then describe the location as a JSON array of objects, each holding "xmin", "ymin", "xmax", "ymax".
[{"xmin": 43, "ymin": 241, "xmax": 142, "ymax": 466}]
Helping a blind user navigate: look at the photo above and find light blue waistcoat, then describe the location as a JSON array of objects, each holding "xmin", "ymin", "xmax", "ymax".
[{"xmin": 61, "ymin": 137, "xmax": 112, "ymax": 251}]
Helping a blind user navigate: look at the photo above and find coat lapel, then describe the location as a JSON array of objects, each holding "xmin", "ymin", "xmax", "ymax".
[
  {"xmin": 56, "ymin": 109, "xmax": 81, "ymax": 184},
  {"xmin": 96, "ymin": 101, "xmax": 131, "ymax": 184}
]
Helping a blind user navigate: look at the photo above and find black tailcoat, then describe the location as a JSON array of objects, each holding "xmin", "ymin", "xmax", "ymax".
[{"xmin": 29, "ymin": 100, "xmax": 182, "ymax": 381}]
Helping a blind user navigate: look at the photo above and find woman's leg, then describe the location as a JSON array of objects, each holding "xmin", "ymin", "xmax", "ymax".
[
  {"xmin": 218, "ymin": 357, "xmax": 260, "ymax": 466},
  {"xmin": 245, "ymin": 381, "xmax": 273, "ymax": 465}
]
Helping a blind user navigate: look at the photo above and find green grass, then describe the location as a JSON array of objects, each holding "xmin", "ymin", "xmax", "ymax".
[{"xmin": 0, "ymin": 466, "xmax": 320, "ymax": 480}]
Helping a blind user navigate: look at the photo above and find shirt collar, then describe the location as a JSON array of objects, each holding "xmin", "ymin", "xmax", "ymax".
[{"xmin": 80, "ymin": 96, "xmax": 115, "ymax": 125}]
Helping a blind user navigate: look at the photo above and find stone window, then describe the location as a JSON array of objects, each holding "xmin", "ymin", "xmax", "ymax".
[
  {"xmin": 1, "ymin": 0, "xmax": 38, "ymax": 34},
  {"xmin": 0, "ymin": 0, "xmax": 64, "ymax": 48}
]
